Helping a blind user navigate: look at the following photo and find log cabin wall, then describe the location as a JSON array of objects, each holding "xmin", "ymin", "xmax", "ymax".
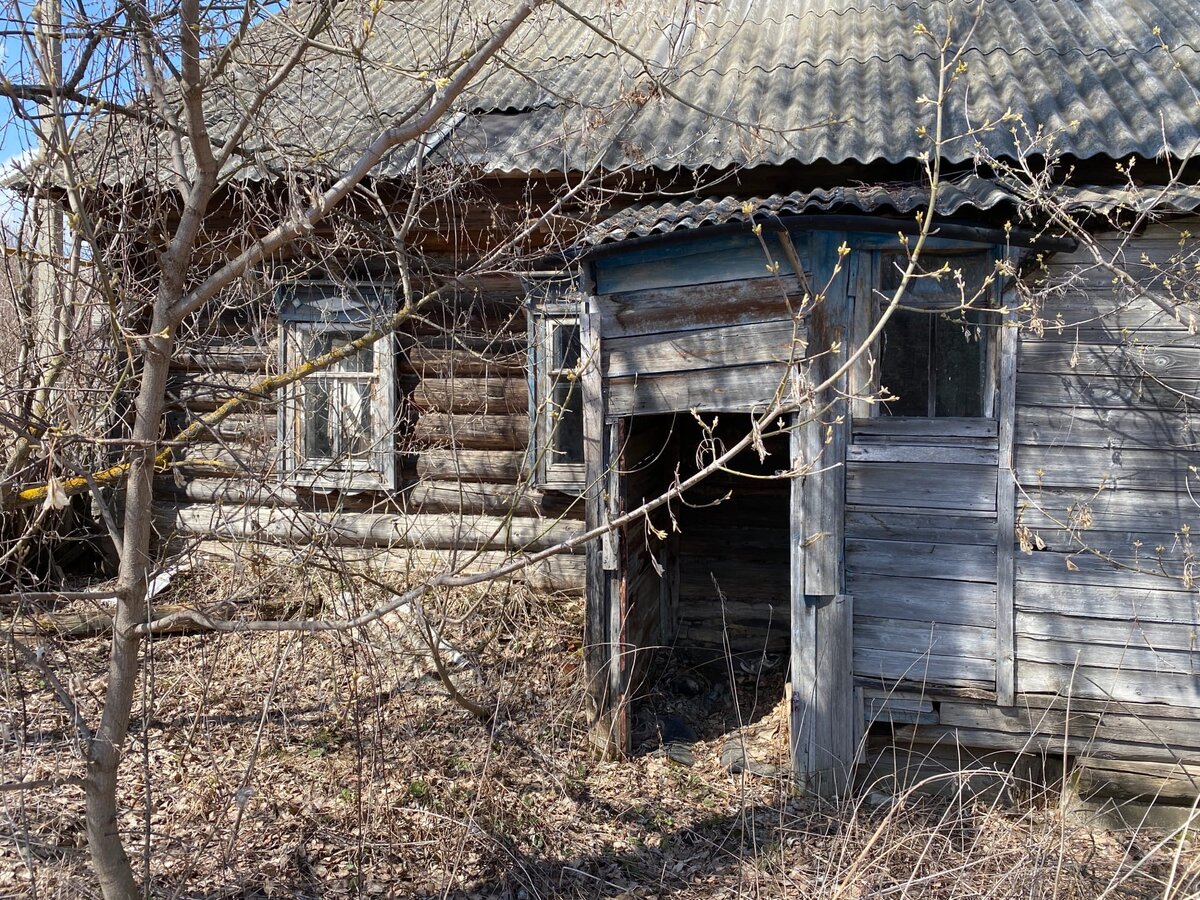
[{"xmin": 155, "ymin": 279, "xmax": 586, "ymax": 592}]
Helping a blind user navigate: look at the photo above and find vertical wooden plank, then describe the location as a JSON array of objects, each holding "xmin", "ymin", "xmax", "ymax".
[
  {"xmin": 790, "ymin": 415, "xmax": 813, "ymax": 780},
  {"xmin": 995, "ymin": 293, "xmax": 1018, "ymax": 707},
  {"xmin": 813, "ymin": 593, "xmax": 855, "ymax": 794},
  {"xmin": 606, "ymin": 419, "xmax": 630, "ymax": 755},
  {"xmin": 581, "ymin": 291, "xmax": 615, "ymax": 755},
  {"xmin": 849, "ymin": 250, "xmax": 879, "ymax": 419}
]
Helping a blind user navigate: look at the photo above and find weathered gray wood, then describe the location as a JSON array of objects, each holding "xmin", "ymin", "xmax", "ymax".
[
  {"xmin": 1012, "ymin": 523, "xmax": 1193, "ymax": 556},
  {"xmin": 1016, "ymin": 611, "xmax": 1200, "ymax": 653},
  {"xmin": 1017, "ymin": 636, "xmax": 1200, "ymax": 675},
  {"xmin": 406, "ymin": 481, "xmax": 583, "ymax": 519},
  {"xmin": 1014, "ymin": 444, "xmax": 1198, "ymax": 492},
  {"xmin": 844, "ymin": 509, "xmax": 998, "ymax": 546},
  {"xmin": 411, "ymin": 377, "xmax": 527, "ymax": 414},
  {"xmin": 845, "ymin": 538, "xmax": 998, "ymax": 582},
  {"xmin": 1018, "ymin": 340, "xmax": 1200, "ymax": 378},
  {"xmin": 1074, "ymin": 760, "xmax": 1200, "ymax": 803},
  {"xmin": 853, "ymin": 647, "xmax": 995, "ymax": 687},
  {"xmin": 606, "ymin": 362, "xmax": 791, "ymax": 416},
  {"xmin": 414, "ymin": 413, "xmax": 528, "ymax": 451},
  {"xmin": 1017, "ymin": 485, "xmax": 1199, "ymax": 532},
  {"xmin": 599, "ymin": 278, "xmax": 797, "ymax": 339},
  {"xmin": 846, "ymin": 573, "xmax": 997, "ymax": 627},
  {"xmin": 846, "ymin": 462, "xmax": 997, "ymax": 511},
  {"xmin": 604, "ymin": 318, "xmax": 804, "ymax": 379},
  {"xmin": 402, "ymin": 346, "xmax": 525, "ymax": 377},
  {"xmin": 606, "ymin": 419, "xmax": 629, "ymax": 754},
  {"xmin": 845, "ymin": 444, "xmax": 998, "ymax": 466},
  {"xmin": 852, "ymin": 417, "xmax": 999, "ymax": 442},
  {"xmin": 791, "ymin": 416, "xmax": 811, "ymax": 786},
  {"xmin": 190, "ymin": 539, "xmax": 584, "ymax": 594},
  {"xmin": 416, "ymin": 450, "xmax": 526, "ymax": 482},
  {"xmin": 863, "ymin": 691, "xmax": 938, "ymax": 726},
  {"xmin": 595, "ymin": 231, "xmax": 795, "ymax": 295},
  {"xmin": 1016, "ymin": 549, "xmax": 1191, "ymax": 591},
  {"xmin": 892, "ymin": 723, "xmax": 1200, "ymax": 765},
  {"xmin": 1015, "ymin": 405, "xmax": 1200, "ymax": 451},
  {"xmin": 170, "ymin": 346, "xmax": 269, "ymax": 373},
  {"xmin": 156, "ymin": 502, "xmax": 582, "ymax": 552},
  {"xmin": 854, "ymin": 617, "xmax": 997, "ymax": 660},
  {"xmin": 1017, "ymin": 661, "xmax": 1200, "ymax": 707},
  {"xmin": 1016, "ymin": 372, "xmax": 1200, "ymax": 410},
  {"xmin": 996, "ymin": 315, "xmax": 1018, "ymax": 706},
  {"xmin": 1014, "ymin": 580, "xmax": 1199, "ymax": 624}
]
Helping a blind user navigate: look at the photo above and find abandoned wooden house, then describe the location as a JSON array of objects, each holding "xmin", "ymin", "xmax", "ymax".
[{"xmin": 146, "ymin": 0, "xmax": 1200, "ymax": 801}]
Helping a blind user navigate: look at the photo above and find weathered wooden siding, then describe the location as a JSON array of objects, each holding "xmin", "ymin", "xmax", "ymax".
[
  {"xmin": 846, "ymin": 417, "xmax": 1000, "ymax": 691},
  {"xmin": 1012, "ymin": 221, "xmax": 1200, "ymax": 711},
  {"xmin": 156, "ymin": 285, "xmax": 584, "ymax": 592}
]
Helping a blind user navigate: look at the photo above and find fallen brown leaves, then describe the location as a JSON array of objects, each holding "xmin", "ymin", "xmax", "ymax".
[{"xmin": 0, "ymin": 570, "xmax": 1195, "ymax": 898}]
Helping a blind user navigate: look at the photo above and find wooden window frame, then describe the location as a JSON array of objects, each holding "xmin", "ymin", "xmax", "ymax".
[
  {"xmin": 873, "ymin": 249, "xmax": 1000, "ymax": 419},
  {"xmin": 278, "ymin": 282, "xmax": 397, "ymax": 491},
  {"xmin": 527, "ymin": 277, "xmax": 586, "ymax": 492}
]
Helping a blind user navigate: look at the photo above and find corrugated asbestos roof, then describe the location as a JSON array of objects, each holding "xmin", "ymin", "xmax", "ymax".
[
  {"xmin": 74, "ymin": 0, "xmax": 1200, "ymax": 187},
  {"xmin": 578, "ymin": 175, "xmax": 1017, "ymax": 245}
]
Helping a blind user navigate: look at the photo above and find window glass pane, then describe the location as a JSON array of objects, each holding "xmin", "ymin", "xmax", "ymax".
[
  {"xmin": 879, "ymin": 309, "xmax": 931, "ymax": 416},
  {"xmin": 336, "ymin": 381, "xmax": 373, "ymax": 457},
  {"xmin": 300, "ymin": 330, "xmax": 372, "ymax": 373},
  {"xmin": 303, "ymin": 381, "xmax": 334, "ymax": 458},
  {"xmin": 933, "ymin": 314, "xmax": 983, "ymax": 417},
  {"xmin": 552, "ymin": 320, "xmax": 581, "ymax": 372},
  {"xmin": 551, "ymin": 379, "xmax": 584, "ymax": 464}
]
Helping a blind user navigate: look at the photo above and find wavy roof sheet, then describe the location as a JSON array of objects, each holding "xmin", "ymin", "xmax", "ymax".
[{"xmin": 72, "ymin": 0, "xmax": 1200, "ymax": 187}]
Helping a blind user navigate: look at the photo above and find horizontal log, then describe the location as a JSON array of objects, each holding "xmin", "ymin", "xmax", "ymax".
[
  {"xmin": 190, "ymin": 540, "xmax": 583, "ymax": 595},
  {"xmin": 170, "ymin": 346, "xmax": 270, "ymax": 374},
  {"xmin": 1014, "ymin": 580, "xmax": 1198, "ymax": 624},
  {"xmin": 414, "ymin": 413, "xmax": 528, "ymax": 451},
  {"xmin": 402, "ymin": 346, "xmax": 524, "ymax": 377},
  {"xmin": 405, "ymin": 480, "xmax": 583, "ymax": 520},
  {"xmin": 154, "ymin": 502, "xmax": 583, "ymax": 553},
  {"xmin": 845, "ymin": 538, "xmax": 997, "ymax": 583},
  {"xmin": 415, "ymin": 450, "xmax": 527, "ymax": 483},
  {"xmin": 846, "ymin": 573, "xmax": 997, "ymax": 627},
  {"xmin": 410, "ymin": 377, "xmax": 528, "ymax": 414},
  {"xmin": 846, "ymin": 462, "xmax": 997, "ymax": 512}
]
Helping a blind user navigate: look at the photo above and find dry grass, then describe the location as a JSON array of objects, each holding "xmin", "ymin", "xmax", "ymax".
[{"xmin": 1, "ymin": 570, "xmax": 1196, "ymax": 898}]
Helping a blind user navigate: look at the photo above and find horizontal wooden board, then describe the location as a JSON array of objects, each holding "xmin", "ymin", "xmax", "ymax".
[
  {"xmin": 845, "ymin": 509, "xmax": 998, "ymax": 546},
  {"xmin": 1015, "ymin": 406, "xmax": 1200, "ymax": 452},
  {"xmin": 1017, "ymin": 485, "xmax": 1199, "ymax": 532},
  {"xmin": 1016, "ymin": 611, "xmax": 1199, "ymax": 654},
  {"xmin": 1014, "ymin": 580, "xmax": 1198, "ymax": 624},
  {"xmin": 846, "ymin": 538, "xmax": 997, "ymax": 583},
  {"xmin": 1017, "ymin": 660, "xmax": 1200, "ymax": 707},
  {"xmin": 599, "ymin": 278, "xmax": 798, "ymax": 339},
  {"xmin": 853, "ymin": 647, "xmax": 994, "ymax": 688},
  {"xmin": 855, "ymin": 617, "xmax": 996, "ymax": 661},
  {"xmin": 607, "ymin": 363, "xmax": 791, "ymax": 417},
  {"xmin": 1015, "ymin": 372, "xmax": 1200, "ymax": 410},
  {"xmin": 1017, "ymin": 636, "xmax": 1200, "ymax": 676},
  {"xmin": 155, "ymin": 502, "xmax": 583, "ymax": 553},
  {"xmin": 846, "ymin": 462, "xmax": 997, "ymax": 512},
  {"xmin": 892, "ymin": 723, "xmax": 1200, "ymax": 764},
  {"xmin": 414, "ymin": 413, "xmax": 528, "ymax": 451},
  {"xmin": 1014, "ymin": 444, "xmax": 1198, "ymax": 492},
  {"xmin": 1018, "ymin": 340, "xmax": 1200, "ymax": 378},
  {"xmin": 1013, "ymin": 524, "xmax": 1194, "ymax": 557},
  {"xmin": 846, "ymin": 573, "xmax": 997, "ymax": 627},
  {"xmin": 1016, "ymin": 550, "xmax": 1189, "ymax": 592},
  {"xmin": 852, "ymin": 416, "xmax": 999, "ymax": 443},
  {"xmin": 604, "ymin": 318, "xmax": 804, "ymax": 379},
  {"xmin": 411, "ymin": 377, "xmax": 527, "ymax": 414},
  {"xmin": 1074, "ymin": 760, "xmax": 1200, "ymax": 803},
  {"xmin": 595, "ymin": 231, "xmax": 797, "ymax": 295},
  {"xmin": 846, "ymin": 444, "xmax": 998, "ymax": 466}
]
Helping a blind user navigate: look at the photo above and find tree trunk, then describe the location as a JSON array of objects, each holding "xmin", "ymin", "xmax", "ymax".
[{"xmin": 85, "ymin": 313, "xmax": 174, "ymax": 900}]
